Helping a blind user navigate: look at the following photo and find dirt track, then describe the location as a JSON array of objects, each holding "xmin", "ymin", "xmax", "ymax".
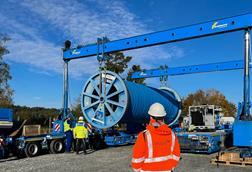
[{"xmin": 0, "ymin": 146, "xmax": 251, "ymax": 172}]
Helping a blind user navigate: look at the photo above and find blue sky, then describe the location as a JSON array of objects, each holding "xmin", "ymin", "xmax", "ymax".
[{"xmin": 0, "ymin": 0, "xmax": 252, "ymax": 108}]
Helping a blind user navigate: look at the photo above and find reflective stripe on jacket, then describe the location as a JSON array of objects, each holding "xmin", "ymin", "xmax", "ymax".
[
  {"xmin": 64, "ymin": 120, "xmax": 71, "ymax": 132},
  {"xmin": 73, "ymin": 121, "xmax": 88, "ymax": 139},
  {"xmin": 131, "ymin": 121, "xmax": 180, "ymax": 171}
]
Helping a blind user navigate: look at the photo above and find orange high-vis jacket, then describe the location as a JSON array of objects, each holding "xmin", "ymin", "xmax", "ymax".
[{"xmin": 131, "ymin": 121, "xmax": 180, "ymax": 172}]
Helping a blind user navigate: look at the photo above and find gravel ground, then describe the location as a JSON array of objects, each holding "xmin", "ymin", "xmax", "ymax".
[{"xmin": 0, "ymin": 146, "xmax": 251, "ymax": 172}]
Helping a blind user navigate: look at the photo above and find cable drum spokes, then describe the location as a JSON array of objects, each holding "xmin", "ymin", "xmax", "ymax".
[{"xmin": 81, "ymin": 71, "xmax": 128, "ymax": 129}]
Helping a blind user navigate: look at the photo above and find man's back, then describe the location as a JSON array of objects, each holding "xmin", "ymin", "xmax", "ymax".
[
  {"xmin": 132, "ymin": 121, "xmax": 180, "ymax": 171},
  {"xmin": 74, "ymin": 122, "xmax": 88, "ymax": 139}
]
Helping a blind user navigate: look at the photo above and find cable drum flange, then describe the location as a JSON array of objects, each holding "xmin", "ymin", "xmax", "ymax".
[
  {"xmin": 159, "ymin": 87, "xmax": 182, "ymax": 126},
  {"xmin": 81, "ymin": 71, "xmax": 128, "ymax": 129},
  {"xmin": 81, "ymin": 71, "xmax": 181, "ymax": 129}
]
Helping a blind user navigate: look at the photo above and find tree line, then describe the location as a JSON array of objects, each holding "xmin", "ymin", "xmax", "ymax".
[{"xmin": 11, "ymin": 105, "xmax": 59, "ymax": 125}]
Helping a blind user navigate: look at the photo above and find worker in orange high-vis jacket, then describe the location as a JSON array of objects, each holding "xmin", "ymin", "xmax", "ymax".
[{"xmin": 131, "ymin": 102, "xmax": 180, "ymax": 172}]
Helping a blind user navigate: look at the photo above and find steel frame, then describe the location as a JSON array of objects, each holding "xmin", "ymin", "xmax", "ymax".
[{"xmin": 62, "ymin": 13, "xmax": 252, "ymax": 117}]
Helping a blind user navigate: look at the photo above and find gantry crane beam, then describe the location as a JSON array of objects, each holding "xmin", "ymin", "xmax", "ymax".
[
  {"xmin": 63, "ymin": 13, "xmax": 252, "ymax": 60},
  {"xmin": 131, "ymin": 60, "xmax": 252, "ymax": 79}
]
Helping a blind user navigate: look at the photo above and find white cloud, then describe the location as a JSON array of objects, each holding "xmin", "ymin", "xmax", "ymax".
[
  {"xmin": 33, "ymin": 96, "xmax": 41, "ymax": 100},
  {"xmin": 1, "ymin": 0, "xmax": 184, "ymax": 79}
]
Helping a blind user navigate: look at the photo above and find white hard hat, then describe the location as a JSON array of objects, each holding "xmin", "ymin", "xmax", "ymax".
[
  {"xmin": 78, "ymin": 116, "xmax": 84, "ymax": 121},
  {"xmin": 148, "ymin": 103, "xmax": 166, "ymax": 117}
]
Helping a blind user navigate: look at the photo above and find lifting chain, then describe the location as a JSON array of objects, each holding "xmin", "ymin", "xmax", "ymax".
[
  {"xmin": 159, "ymin": 65, "xmax": 169, "ymax": 87},
  {"xmin": 97, "ymin": 37, "xmax": 110, "ymax": 97}
]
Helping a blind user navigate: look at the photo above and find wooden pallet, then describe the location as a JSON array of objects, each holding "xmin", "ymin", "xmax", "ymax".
[
  {"xmin": 211, "ymin": 151, "xmax": 252, "ymax": 167},
  {"xmin": 211, "ymin": 158, "xmax": 252, "ymax": 167}
]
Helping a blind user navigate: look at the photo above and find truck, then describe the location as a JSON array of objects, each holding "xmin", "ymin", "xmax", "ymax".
[
  {"xmin": 186, "ymin": 105, "xmax": 224, "ymax": 131},
  {"xmin": 0, "ymin": 108, "xmax": 65, "ymax": 159}
]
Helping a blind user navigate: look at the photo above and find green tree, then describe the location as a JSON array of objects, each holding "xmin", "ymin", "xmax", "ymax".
[
  {"xmin": 182, "ymin": 89, "xmax": 237, "ymax": 117},
  {"xmin": 71, "ymin": 96, "xmax": 82, "ymax": 118},
  {"xmin": 104, "ymin": 52, "xmax": 132, "ymax": 74},
  {"xmin": 126, "ymin": 65, "xmax": 146, "ymax": 84},
  {"xmin": 0, "ymin": 35, "xmax": 13, "ymax": 107},
  {"xmin": 104, "ymin": 52, "xmax": 145, "ymax": 84}
]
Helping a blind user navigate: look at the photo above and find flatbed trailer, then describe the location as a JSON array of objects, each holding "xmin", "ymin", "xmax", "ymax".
[
  {"xmin": 0, "ymin": 109, "xmax": 66, "ymax": 159},
  {"xmin": 1, "ymin": 133, "xmax": 66, "ymax": 159}
]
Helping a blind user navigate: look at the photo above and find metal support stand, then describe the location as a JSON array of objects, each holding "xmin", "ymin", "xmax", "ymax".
[
  {"xmin": 230, "ymin": 30, "xmax": 252, "ymax": 147},
  {"xmin": 243, "ymin": 30, "xmax": 251, "ymax": 117},
  {"xmin": 63, "ymin": 60, "xmax": 69, "ymax": 119}
]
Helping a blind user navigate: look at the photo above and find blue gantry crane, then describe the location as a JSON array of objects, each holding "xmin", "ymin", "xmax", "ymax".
[{"xmin": 61, "ymin": 13, "xmax": 252, "ymax": 150}]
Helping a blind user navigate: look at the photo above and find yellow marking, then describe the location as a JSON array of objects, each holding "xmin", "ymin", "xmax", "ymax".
[
  {"xmin": 212, "ymin": 22, "xmax": 218, "ymax": 29},
  {"xmin": 0, "ymin": 121, "xmax": 13, "ymax": 126}
]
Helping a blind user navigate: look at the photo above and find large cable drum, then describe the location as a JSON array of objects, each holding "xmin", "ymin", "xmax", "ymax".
[{"xmin": 81, "ymin": 71, "xmax": 181, "ymax": 129}]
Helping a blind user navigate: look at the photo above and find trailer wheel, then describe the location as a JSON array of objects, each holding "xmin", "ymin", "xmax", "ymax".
[
  {"xmin": 24, "ymin": 142, "xmax": 40, "ymax": 157},
  {"xmin": 49, "ymin": 140, "xmax": 65, "ymax": 154}
]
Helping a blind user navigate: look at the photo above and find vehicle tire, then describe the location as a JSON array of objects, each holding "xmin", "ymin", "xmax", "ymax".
[
  {"xmin": 16, "ymin": 150, "xmax": 25, "ymax": 159},
  {"xmin": 24, "ymin": 142, "xmax": 40, "ymax": 157},
  {"xmin": 49, "ymin": 139, "xmax": 65, "ymax": 154}
]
